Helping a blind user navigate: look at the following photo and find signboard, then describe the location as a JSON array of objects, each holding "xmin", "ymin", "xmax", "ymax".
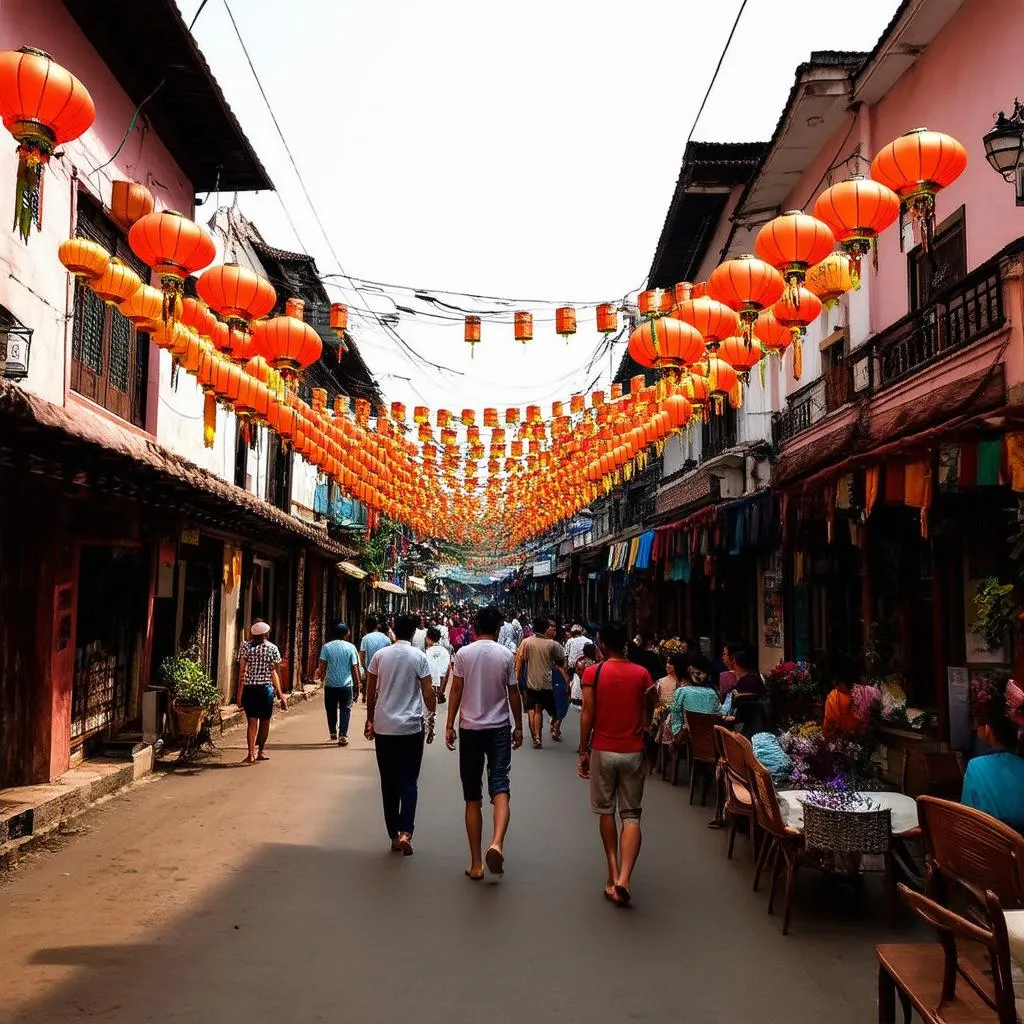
[
  {"xmin": 531, "ymin": 559, "xmax": 552, "ymax": 578},
  {"xmin": 180, "ymin": 527, "xmax": 200, "ymax": 546}
]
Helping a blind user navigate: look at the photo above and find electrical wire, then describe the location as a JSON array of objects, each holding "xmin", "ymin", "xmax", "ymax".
[{"xmin": 799, "ymin": 113, "xmax": 861, "ymax": 210}]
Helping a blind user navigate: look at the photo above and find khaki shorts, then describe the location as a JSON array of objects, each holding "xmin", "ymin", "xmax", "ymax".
[{"xmin": 589, "ymin": 750, "xmax": 645, "ymax": 819}]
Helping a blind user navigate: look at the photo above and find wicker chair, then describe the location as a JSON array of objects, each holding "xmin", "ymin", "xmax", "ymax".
[
  {"xmin": 747, "ymin": 754, "xmax": 806, "ymax": 934},
  {"xmin": 684, "ymin": 710, "xmax": 721, "ymax": 807},
  {"xmin": 715, "ymin": 725, "xmax": 757, "ymax": 862},
  {"xmin": 901, "ymin": 749, "xmax": 965, "ymax": 802},
  {"xmin": 917, "ymin": 796, "xmax": 1024, "ymax": 913},
  {"xmin": 876, "ymin": 884, "xmax": 1018, "ymax": 1024}
]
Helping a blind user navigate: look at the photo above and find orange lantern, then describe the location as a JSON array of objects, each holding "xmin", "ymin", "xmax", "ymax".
[
  {"xmin": 128, "ymin": 210, "xmax": 216, "ymax": 319},
  {"xmin": 704, "ymin": 354, "xmax": 739, "ymax": 414},
  {"xmin": 638, "ymin": 288, "xmax": 673, "ymax": 318},
  {"xmin": 414, "ymin": 406, "xmax": 429, "ymax": 424},
  {"xmin": 110, "ymin": 180, "xmax": 155, "ymax": 232},
  {"xmin": 591, "ymin": 390, "xmax": 605, "ymax": 408},
  {"xmin": 610, "ymin": 383, "xmax": 623, "ymax": 401},
  {"xmin": 58, "ymin": 237, "xmax": 109, "ymax": 280},
  {"xmin": 259, "ymin": 314, "xmax": 323, "ymax": 385},
  {"xmin": 707, "ymin": 254, "xmax": 786, "ymax": 345},
  {"xmin": 482, "ymin": 407, "xmax": 498, "ymax": 428},
  {"xmin": 627, "ymin": 317, "xmax": 704, "ymax": 375},
  {"xmin": 672, "ymin": 286, "xmax": 741, "ymax": 352},
  {"xmin": 772, "ymin": 286, "xmax": 823, "ymax": 381},
  {"xmin": 464, "ymin": 314, "xmax": 481, "ymax": 357},
  {"xmin": 663, "ymin": 392, "xmax": 692, "ymax": 429},
  {"xmin": 285, "ymin": 297, "xmax": 305, "ymax": 321},
  {"xmin": 196, "ymin": 264, "xmax": 276, "ymax": 343},
  {"xmin": 870, "ymin": 129, "xmax": 967, "ymax": 250},
  {"xmin": 462, "ymin": 409, "xmax": 476, "ymax": 427},
  {"xmin": 330, "ymin": 303, "xmax": 348, "ymax": 337},
  {"xmin": 813, "ymin": 175, "xmax": 899, "ymax": 280},
  {"xmin": 118, "ymin": 284, "xmax": 164, "ymax": 329},
  {"xmin": 596, "ymin": 303, "xmax": 618, "ymax": 335},
  {"xmin": 89, "ymin": 258, "xmax": 142, "ymax": 307},
  {"xmin": 718, "ymin": 336, "xmax": 764, "ymax": 382},
  {"xmin": 513, "ymin": 311, "xmax": 532, "ymax": 344},
  {"xmin": 179, "ymin": 296, "xmax": 210, "ymax": 338},
  {"xmin": 805, "ymin": 252, "xmax": 855, "ymax": 309},
  {"xmin": 0, "ymin": 47, "xmax": 95, "ymax": 240},
  {"xmin": 437, "ymin": 408, "xmax": 452, "ymax": 427},
  {"xmin": 680, "ymin": 371, "xmax": 709, "ymax": 421},
  {"xmin": 555, "ymin": 306, "xmax": 576, "ymax": 339},
  {"xmin": 391, "ymin": 402, "xmax": 407, "ymax": 423},
  {"xmin": 570, "ymin": 394, "xmax": 585, "ymax": 415},
  {"xmin": 754, "ymin": 211, "xmax": 835, "ymax": 294},
  {"xmin": 754, "ymin": 308, "xmax": 792, "ymax": 357},
  {"xmin": 505, "ymin": 407, "xmax": 520, "ymax": 425}
]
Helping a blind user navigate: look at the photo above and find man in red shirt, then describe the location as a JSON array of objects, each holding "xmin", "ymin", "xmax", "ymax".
[{"xmin": 578, "ymin": 620, "xmax": 657, "ymax": 907}]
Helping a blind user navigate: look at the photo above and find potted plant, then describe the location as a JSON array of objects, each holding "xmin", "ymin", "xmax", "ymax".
[
  {"xmin": 973, "ymin": 577, "xmax": 1016, "ymax": 652},
  {"xmin": 159, "ymin": 654, "xmax": 220, "ymax": 738}
]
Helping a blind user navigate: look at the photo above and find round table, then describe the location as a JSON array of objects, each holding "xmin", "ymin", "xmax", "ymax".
[{"xmin": 776, "ymin": 790, "xmax": 920, "ymax": 836}]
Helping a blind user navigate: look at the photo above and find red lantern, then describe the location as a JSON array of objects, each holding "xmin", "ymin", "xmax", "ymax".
[
  {"xmin": 754, "ymin": 308, "xmax": 792, "ymax": 356},
  {"xmin": 627, "ymin": 317, "xmax": 704, "ymax": 375},
  {"xmin": 330, "ymin": 303, "xmax": 348, "ymax": 336},
  {"xmin": 707, "ymin": 255, "xmax": 785, "ymax": 345},
  {"xmin": 110, "ymin": 180, "xmax": 155, "ymax": 232},
  {"xmin": 870, "ymin": 128, "xmax": 967, "ymax": 250},
  {"xmin": 663, "ymin": 392, "xmax": 692, "ymax": 429},
  {"xmin": 717, "ymin": 336, "xmax": 764, "ymax": 382},
  {"xmin": 58, "ymin": 237, "xmax": 109, "ymax": 280},
  {"xmin": 514, "ymin": 311, "xmax": 533, "ymax": 344},
  {"xmin": 119, "ymin": 284, "xmax": 164, "ymax": 329},
  {"xmin": 638, "ymin": 288, "xmax": 673, "ymax": 318},
  {"xmin": 555, "ymin": 306, "xmax": 577, "ymax": 339},
  {"xmin": 0, "ymin": 48, "xmax": 95, "ymax": 240},
  {"xmin": 754, "ymin": 210, "xmax": 835, "ymax": 293},
  {"xmin": 673, "ymin": 290, "xmax": 740, "ymax": 351},
  {"xmin": 596, "ymin": 303, "xmax": 618, "ymax": 335},
  {"xmin": 196, "ymin": 264, "xmax": 276, "ymax": 331},
  {"xmin": 465, "ymin": 315, "xmax": 482, "ymax": 358},
  {"xmin": 772, "ymin": 286, "xmax": 823, "ymax": 381},
  {"xmin": 128, "ymin": 211, "xmax": 216, "ymax": 319},
  {"xmin": 704, "ymin": 354, "xmax": 739, "ymax": 415},
  {"xmin": 813, "ymin": 175, "xmax": 899, "ymax": 280},
  {"xmin": 259, "ymin": 314, "xmax": 323, "ymax": 385}
]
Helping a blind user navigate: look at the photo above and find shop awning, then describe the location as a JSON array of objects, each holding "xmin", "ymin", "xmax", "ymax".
[
  {"xmin": 336, "ymin": 561, "xmax": 367, "ymax": 580},
  {"xmin": 373, "ymin": 580, "xmax": 406, "ymax": 595},
  {"xmin": 407, "ymin": 576, "xmax": 427, "ymax": 592}
]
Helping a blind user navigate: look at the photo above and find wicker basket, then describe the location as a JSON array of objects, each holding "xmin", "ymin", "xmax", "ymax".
[
  {"xmin": 172, "ymin": 704, "xmax": 207, "ymax": 738},
  {"xmin": 802, "ymin": 802, "xmax": 892, "ymax": 854}
]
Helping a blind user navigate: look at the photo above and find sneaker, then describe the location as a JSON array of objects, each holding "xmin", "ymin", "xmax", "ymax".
[
  {"xmin": 338, "ymin": 736, "xmax": 349, "ymax": 747},
  {"xmin": 329, "ymin": 734, "xmax": 337, "ymax": 742}
]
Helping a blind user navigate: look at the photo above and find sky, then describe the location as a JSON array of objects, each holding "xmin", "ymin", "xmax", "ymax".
[{"xmin": 176, "ymin": 0, "xmax": 900, "ymax": 417}]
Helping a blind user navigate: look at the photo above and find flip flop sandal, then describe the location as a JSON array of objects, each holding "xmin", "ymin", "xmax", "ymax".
[
  {"xmin": 465, "ymin": 869, "xmax": 484, "ymax": 881},
  {"xmin": 614, "ymin": 885, "xmax": 631, "ymax": 906},
  {"xmin": 485, "ymin": 847, "xmax": 505, "ymax": 876}
]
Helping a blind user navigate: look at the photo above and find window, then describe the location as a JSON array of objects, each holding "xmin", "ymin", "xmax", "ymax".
[
  {"xmin": 701, "ymin": 403, "xmax": 737, "ymax": 460},
  {"xmin": 233, "ymin": 422, "xmax": 249, "ymax": 490},
  {"xmin": 266, "ymin": 431, "xmax": 292, "ymax": 512},
  {"xmin": 822, "ymin": 329, "xmax": 850, "ymax": 412},
  {"xmin": 909, "ymin": 207, "xmax": 966, "ymax": 311},
  {"xmin": 70, "ymin": 195, "xmax": 150, "ymax": 428}
]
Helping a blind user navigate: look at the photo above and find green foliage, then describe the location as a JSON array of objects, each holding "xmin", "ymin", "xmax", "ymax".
[
  {"xmin": 160, "ymin": 654, "xmax": 220, "ymax": 710},
  {"xmin": 973, "ymin": 577, "xmax": 1016, "ymax": 651},
  {"xmin": 358, "ymin": 517, "xmax": 400, "ymax": 577}
]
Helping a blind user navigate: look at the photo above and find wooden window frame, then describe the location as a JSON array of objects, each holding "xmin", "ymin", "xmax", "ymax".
[{"xmin": 908, "ymin": 206, "xmax": 967, "ymax": 312}]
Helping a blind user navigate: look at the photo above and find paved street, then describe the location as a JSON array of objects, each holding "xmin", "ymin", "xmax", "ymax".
[{"xmin": 0, "ymin": 698, "xmax": 907, "ymax": 1024}]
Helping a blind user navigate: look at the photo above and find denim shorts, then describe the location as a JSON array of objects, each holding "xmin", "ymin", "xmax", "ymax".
[
  {"xmin": 458, "ymin": 726, "xmax": 512, "ymax": 803},
  {"xmin": 241, "ymin": 684, "xmax": 275, "ymax": 721}
]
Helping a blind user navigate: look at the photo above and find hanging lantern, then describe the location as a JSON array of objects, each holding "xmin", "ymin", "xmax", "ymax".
[
  {"xmin": 672, "ymin": 287, "xmax": 741, "ymax": 352},
  {"xmin": 772, "ymin": 286, "xmax": 823, "ymax": 382},
  {"xmin": 506, "ymin": 407, "xmax": 520, "ymax": 425},
  {"xmin": 596, "ymin": 303, "xmax": 618, "ymax": 335},
  {"xmin": 89, "ymin": 258, "xmax": 141, "ymax": 307},
  {"xmin": 110, "ymin": 180, "xmax": 154, "ymax": 232},
  {"xmin": 870, "ymin": 128, "xmax": 967, "ymax": 251},
  {"xmin": 0, "ymin": 48, "xmax": 95, "ymax": 241},
  {"xmin": 680, "ymin": 370, "xmax": 709, "ymax": 422},
  {"xmin": 812, "ymin": 176, "xmax": 899, "ymax": 282},
  {"xmin": 128, "ymin": 210, "xmax": 216, "ymax": 320},
  {"xmin": 259, "ymin": 314, "xmax": 323, "ymax": 385},
  {"xmin": 58, "ymin": 237, "xmax": 109, "ymax": 280},
  {"xmin": 717, "ymin": 336, "xmax": 764, "ymax": 383},
  {"xmin": 707, "ymin": 254, "xmax": 786, "ymax": 346},
  {"xmin": 329, "ymin": 302, "xmax": 348, "ymax": 338},
  {"xmin": 462, "ymin": 409, "xmax": 476, "ymax": 427},
  {"xmin": 118, "ymin": 284, "xmax": 164, "ymax": 329},
  {"xmin": 754, "ymin": 308, "xmax": 792, "ymax": 356},
  {"xmin": 413, "ymin": 406, "xmax": 429, "ymax": 425},
  {"xmin": 754, "ymin": 210, "xmax": 836, "ymax": 296},
  {"xmin": 638, "ymin": 288, "xmax": 673, "ymax": 319},
  {"xmin": 570, "ymin": 394, "xmax": 585, "ymax": 415},
  {"xmin": 609, "ymin": 383, "xmax": 623, "ymax": 401},
  {"xmin": 465, "ymin": 315, "xmax": 482, "ymax": 358},
  {"xmin": 555, "ymin": 306, "xmax": 577, "ymax": 339},
  {"xmin": 704, "ymin": 354, "xmax": 739, "ymax": 416},
  {"xmin": 483, "ymin": 407, "xmax": 499, "ymax": 428},
  {"xmin": 805, "ymin": 252, "xmax": 855, "ymax": 309},
  {"xmin": 514, "ymin": 311, "xmax": 533, "ymax": 344},
  {"xmin": 627, "ymin": 317, "xmax": 704, "ymax": 377},
  {"xmin": 391, "ymin": 402, "xmax": 407, "ymax": 423},
  {"xmin": 196, "ymin": 264, "xmax": 277, "ymax": 356},
  {"xmin": 285, "ymin": 297, "xmax": 305, "ymax": 321}
]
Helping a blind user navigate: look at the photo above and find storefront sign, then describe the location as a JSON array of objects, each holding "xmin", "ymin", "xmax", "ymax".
[{"xmin": 180, "ymin": 527, "xmax": 200, "ymax": 546}]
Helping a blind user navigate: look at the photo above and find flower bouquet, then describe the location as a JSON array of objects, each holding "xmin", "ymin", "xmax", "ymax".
[
  {"xmin": 778, "ymin": 725, "xmax": 879, "ymax": 790},
  {"xmin": 660, "ymin": 637, "xmax": 685, "ymax": 657},
  {"xmin": 767, "ymin": 660, "xmax": 820, "ymax": 726}
]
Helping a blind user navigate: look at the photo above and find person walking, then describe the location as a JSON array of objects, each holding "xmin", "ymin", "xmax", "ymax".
[
  {"xmin": 235, "ymin": 619, "xmax": 288, "ymax": 764},
  {"xmin": 359, "ymin": 615, "xmax": 391, "ymax": 703},
  {"xmin": 425, "ymin": 626, "xmax": 452, "ymax": 705},
  {"xmin": 316, "ymin": 622, "xmax": 361, "ymax": 746},
  {"xmin": 445, "ymin": 605, "xmax": 524, "ymax": 880},
  {"xmin": 577, "ymin": 620, "xmax": 657, "ymax": 907},
  {"xmin": 564, "ymin": 623, "xmax": 590, "ymax": 672},
  {"xmin": 365, "ymin": 613, "xmax": 436, "ymax": 855},
  {"xmin": 514, "ymin": 616, "xmax": 567, "ymax": 748}
]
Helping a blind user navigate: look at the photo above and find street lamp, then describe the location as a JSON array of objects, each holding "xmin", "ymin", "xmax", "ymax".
[{"xmin": 983, "ymin": 98, "xmax": 1024, "ymax": 205}]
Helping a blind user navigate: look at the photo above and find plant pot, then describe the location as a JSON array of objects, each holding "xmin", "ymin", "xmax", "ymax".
[{"xmin": 172, "ymin": 704, "xmax": 207, "ymax": 738}]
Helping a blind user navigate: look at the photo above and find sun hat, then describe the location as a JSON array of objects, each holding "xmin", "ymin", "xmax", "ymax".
[{"xmin": 251, "ymin": 621, "xmax": 271, "ymax": 636}]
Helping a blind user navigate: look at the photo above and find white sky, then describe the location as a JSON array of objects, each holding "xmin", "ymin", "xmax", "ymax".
[{"xmin": 177, "ymin": 0, "xmax": 899, "ymax": 416}]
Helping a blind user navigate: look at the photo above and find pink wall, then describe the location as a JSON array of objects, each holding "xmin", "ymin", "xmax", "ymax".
[{"xmin": 0, "ymin": 0, "xmax": 194, "ymax": 412}]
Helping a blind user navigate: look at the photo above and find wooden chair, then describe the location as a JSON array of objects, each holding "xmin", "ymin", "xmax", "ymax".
[
  {"xmin": 715, "ymin": 725, "xmax": 757, "ymax": 862},
  {"xmin": 876, "ymin": 884, "xmax": 1018, "ymax": 1024},
  {"xmin": 661, "ymin": 726, "xmax": 689, "ymax": 786},
  {"xmin": 902, "ymin": 750, "xmax": 966, "ymax": 801},
  {"xmin": 684, "ymin": 710, "xmax": 721, "ymax": 806},
  {"xmin": 747, "ymin": 754, "xmax": 806, "ymax": 934},
  {"xmin": 917, "ymin": 795, "xmax": 1024, "ymax": 913}
]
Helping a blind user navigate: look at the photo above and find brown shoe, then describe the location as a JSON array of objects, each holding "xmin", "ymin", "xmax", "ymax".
[{"xmin": 397, "ymin": 833, "xmax": 414, "ymax": 856}]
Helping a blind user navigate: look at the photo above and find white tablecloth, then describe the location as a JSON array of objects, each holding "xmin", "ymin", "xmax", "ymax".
[
  {"xmin": 1008, "ymin": 911, "xmax": 1024, "ymax": 1019},
  {"xmin": 776, "ymin": 790, "xmax": 920, "ymax": 837}
]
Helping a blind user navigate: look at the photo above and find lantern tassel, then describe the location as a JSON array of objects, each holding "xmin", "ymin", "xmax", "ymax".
[
  {"xmin": 203, "ymin": 393, "xmax": 216, "ymax": 449},
  {"xmin": 729, "ymin": 381, "xmax": 743, "ymax": 410},
  {"xmin": 793, "ymin": 335, "xmax": 803, "ymax": 381},
  {"xmin": 13, "ymin": 142, "xmax": 47, "ymax": 244},
  {"xmin": 759, "ymin": 357, "xmax": 766, "ymax": 390}
]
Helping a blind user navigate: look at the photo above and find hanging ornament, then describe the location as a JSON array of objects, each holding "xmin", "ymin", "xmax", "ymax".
[
  {"xmin": 196, "ymin": 263, "xmax": 276, "ymax": 359},
  {"xmin": 465, "ymin": 314, "xmax": 482, "ymax": 358},
  {"xmin": 89, "ymin": 257, "xmax": 142, "ymax": 307},
  {"xmin": 514, "ymin": 311, "xmax": 533, "ymax": 344},
  {"xmin": 707, "ymin": 255, "xmax": 785, "ymax": 346},
  {"xmin": 110, "ymin": 180, "xmax": 155, "ymax": 232},
  {"xmin": 0, "ymin": 47, "xmax": 95, "ymax": 241},
  {"xmin": 596, "ymin": 303, "xmax": 619, "ymax": 335},
  {"xmin": 58, "ymin": 237, "xmax": 109, "ymax": 280},
  {"xmin": 870, "ymin": 128, "xmax": 967, "ymax": 252},
  {"xmin": 672, "ymin": 282, "xmax": 740, "ymax": 352},
  {"xmin": 118, "ymin": 284, "xmax": 165, "ymax": 330},
  {"xmin": 555, "ymin": 306, "xmax": 577, "ymax": 340},
  {"xmin": 128, "ymin": 210, "xmax": 216, "ymax": 320},
  {"xmin": 805, "ymin": 252, "xmax": 855, "ymax": 309},
  {"xmin": 627, "ymin": 317, "xmax": 704, "ymax": 379},
  {"xmin": 259, "ymin": 314, "xmax": 323, "ymax": 386},
  {"xmin": 772, "ymin": 286, "xmax": 823, "ymax": 382},
  {"xmin": 813, "ymin": 175, "xmax": 899, "ymax": 282},
  {"xmin": 754, "ymin": 210, "xmax": 835, "ymax": 298}
]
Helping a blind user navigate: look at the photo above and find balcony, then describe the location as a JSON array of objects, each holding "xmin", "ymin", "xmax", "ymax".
[{"xmin": 772, "ymin": 259, "xmax": 1006, "ymax": 448}]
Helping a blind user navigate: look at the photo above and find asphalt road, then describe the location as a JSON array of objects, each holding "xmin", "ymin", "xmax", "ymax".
[{"xmin": 0, "ymin": 696, "xmax": 911, "ymax": 1023}]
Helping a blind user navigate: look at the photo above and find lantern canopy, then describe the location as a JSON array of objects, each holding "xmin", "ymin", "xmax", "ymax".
[
  {"xmin": 0, "ymin": 47, "xmax": 95, "ymax": 240},
  {"xmin": 707, "ymin": 255, "xmax": 785, "ymax": 345}
]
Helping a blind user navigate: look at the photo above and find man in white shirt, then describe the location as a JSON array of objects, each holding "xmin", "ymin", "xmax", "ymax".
[
  {"xmin": 365, "ymin": 614, "xmax": 436, "ymax": 856},
  {"xmin": 497, "ymin": 611, "xmax": 519, "ymax": 653},
  {"xmin": 412, "ymin": 615, "xmax": 428, "ymax": 652},
  {"xmin": 445, "ymin": 605, "xmax": 524, "ymax": 880},
  {"xmin": 425, "ymin": 626, "xmax": 452, "ymax": 704},
  {"xmin": 564, "ymin": 623, "xmax": 589, "ymax": 670}
]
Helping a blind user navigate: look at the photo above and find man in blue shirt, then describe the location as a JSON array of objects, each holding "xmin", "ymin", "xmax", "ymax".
[
  {"xmin": 358, "ymin": 615, "xmax": 391, "ymax": 704},
  {"xmin": 318, "ymin": 622, "xmax": 362, "ymax": 745}
]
